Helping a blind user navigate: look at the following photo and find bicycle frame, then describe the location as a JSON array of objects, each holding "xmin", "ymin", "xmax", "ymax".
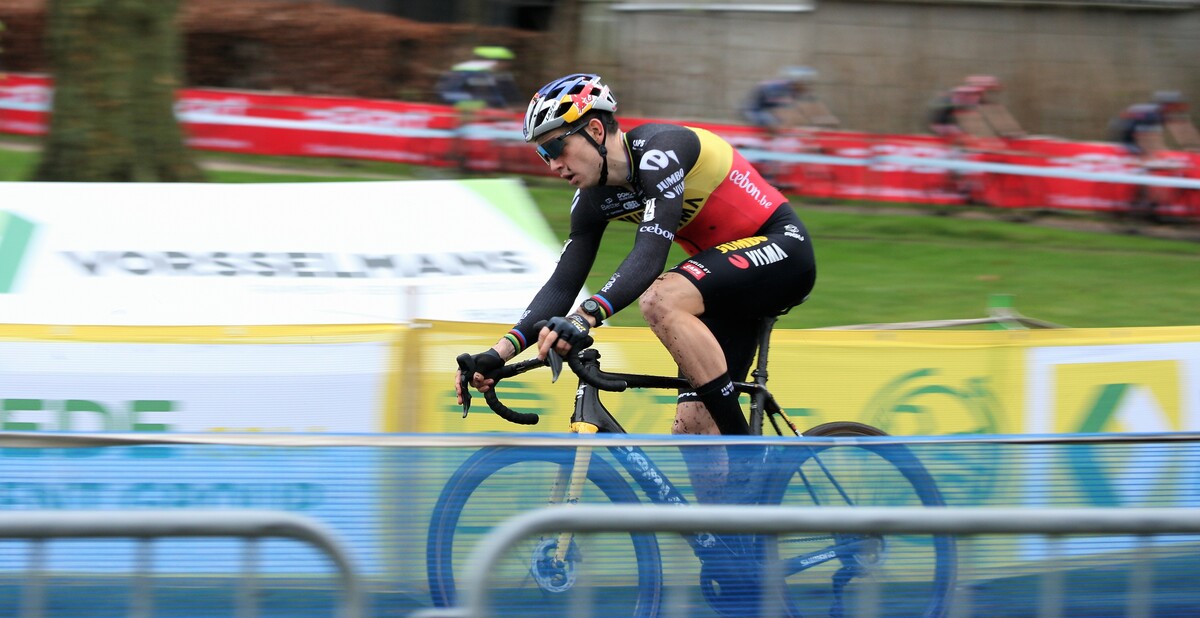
[
  {"xmin": 543, "ymin": 315, "xmax": 809, "ymax": 563},
  {"xmin": 563, "ymin": 315, "xmax": 801, "ymax": 437}
]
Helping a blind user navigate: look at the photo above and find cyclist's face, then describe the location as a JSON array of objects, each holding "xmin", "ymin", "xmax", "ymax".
[
  {"xmin": 535, "ymin": 124, "xmax": 584, "ymax": 165},
  {"xmin": 536, "ymin": 122, "xmax": 596, "ymax": 187}
]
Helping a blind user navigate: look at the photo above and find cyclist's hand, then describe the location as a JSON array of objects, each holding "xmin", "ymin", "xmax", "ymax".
[
  {"xmin": 537, "ymin": 315, "xmax": 594, "ymax": 361},
  {"xmin": 455, "ymin": 349, "xmax": 504, "ymax": 405}
]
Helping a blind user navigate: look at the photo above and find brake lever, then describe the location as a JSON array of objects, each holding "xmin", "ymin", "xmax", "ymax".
[
  {"xmin": 460, "ymin": 376, "xmax": 472, "ymax": 417},
  {"xmin": 548, "ymin": 349, "xmax": 563, "ymax": 383},
  {"xmin": 455, "ymin": 353, "xmax": 474, "ymax": 417}
]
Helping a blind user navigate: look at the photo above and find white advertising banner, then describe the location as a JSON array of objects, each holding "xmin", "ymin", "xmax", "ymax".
[
  {"xmin": 1026, "ymin": 341, "xmax": 1200, "ymax": 435},
  {"xmin": 0, "ymin": 179, "xmax": 562, "ymax": 325},
  {"xmin": 0, "ymin": 337, "xmax": 391, "ymax": 433}
]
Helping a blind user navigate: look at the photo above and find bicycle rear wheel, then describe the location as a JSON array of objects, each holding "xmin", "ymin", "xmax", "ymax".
[
  {"xmin": 761, "ymin": 422, "xmax": 956, "ymax": 617},
  {"xmin": 426, "ymin": 446, "xmax": 664, "ymax": 617}
]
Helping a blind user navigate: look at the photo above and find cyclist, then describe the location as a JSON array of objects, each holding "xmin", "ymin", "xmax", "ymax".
[
  {"xmin": 456, "ymin": 71, "xmax": 815, "ymax": 442},
  {"xmin": 434, "ymin": 46, "xmax": 522, "ymax": 112},
  {"xmin": 1109, "ymin": 91, "xmax": 1194, "ymax": 221},
  {"xmin": 966, "ymin": 74, "xmax": 1026, "ymax": 139},
  {"xmin": 454, "ymin": 73, "xmax": 815, "ymax": 614},
  {"xmin": 1109, "ymin": 90, "xmax": 1190, "ymax": 158}
]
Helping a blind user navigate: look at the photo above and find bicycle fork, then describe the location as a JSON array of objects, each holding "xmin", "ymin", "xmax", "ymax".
[
  {"xmin": 545, "ymin": 383, "xmax": 609, "ymax": 565},
  {"xmin": 549, "ymin": 435, "xmax": 595, "ymax": 564}
]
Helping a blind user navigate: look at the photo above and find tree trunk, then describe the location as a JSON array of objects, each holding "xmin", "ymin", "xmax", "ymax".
[{"xmin": 34, "ymin": 0, "xmax": 203, "ymax": 182}]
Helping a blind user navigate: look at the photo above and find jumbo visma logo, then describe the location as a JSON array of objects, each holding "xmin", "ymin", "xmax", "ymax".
[{"xmin": 0, "ymin": 211, "xmax": 36, "ymax": 293}]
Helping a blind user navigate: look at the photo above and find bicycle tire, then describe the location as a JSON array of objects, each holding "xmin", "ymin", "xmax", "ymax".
[
  {"xmin": 426, "ymin": 446, "xmax": 664, "ymax": 617},
  {"xmin": 757, "ymin": 423, "xmax": 956, "ymax": 617},
  {"xmin": 802, "ymin": 421, "xmax": 889, "ymax": 438}
]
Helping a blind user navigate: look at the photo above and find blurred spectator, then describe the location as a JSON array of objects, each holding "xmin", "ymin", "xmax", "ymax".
[
  {"xmin": 927, "ymin": 85, "xmax": 991, "ymax": 140},
  {"xmin": 1108, "ymin": 91, "xmax": 1194, "ymax": 158},
  {"xmin": 1156, "ymin": 91, "xmax": 1200, "ymax": 151},
  {"xmin": 742, "ymin": 66, "xmax": 839, "ymax": 135},
  {"xmin": 1109, "ymin": 91, "xmax": 1197, "ymax": 222},
  {"xmin": 435, "ymin": 46, "xmax": 522, "ymax": 112},
  {"xmin": 966, "ymin": 74, "xmax": 1026, "ymax": 138}
]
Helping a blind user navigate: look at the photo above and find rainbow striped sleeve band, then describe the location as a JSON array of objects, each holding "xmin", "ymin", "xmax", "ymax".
[
  {"xmin": 591, "ymin": 295, "xmax": 614, "ymax": 320},
  {"xmin": 503, "ymin": 329, "xmax": 526, "ymax": 352}
]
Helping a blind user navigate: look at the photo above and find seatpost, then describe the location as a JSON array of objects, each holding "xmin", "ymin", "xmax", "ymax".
[
  {"xmin": 747, "ymin": 315, "xmax": 778, "ymax": 435},
  {"xmin": 751, "ymin": 315, "xmax": 777, "ymax": 386}
]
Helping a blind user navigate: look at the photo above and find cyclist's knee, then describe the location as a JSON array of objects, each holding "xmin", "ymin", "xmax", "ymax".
[{"xmin": 639, "ymin": 274, "xmax": 702, "ymax": 325}]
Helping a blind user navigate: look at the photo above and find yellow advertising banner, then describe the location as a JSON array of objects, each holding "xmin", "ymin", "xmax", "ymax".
[{"xmin": 410, "ymin": 321, "xmax": 1200, "ymax": 439}]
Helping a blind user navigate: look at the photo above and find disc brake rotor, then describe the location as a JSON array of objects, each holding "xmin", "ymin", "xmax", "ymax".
[{"xmin": 529, "ymin": 537, "xmax": 579, "ymax": 593}]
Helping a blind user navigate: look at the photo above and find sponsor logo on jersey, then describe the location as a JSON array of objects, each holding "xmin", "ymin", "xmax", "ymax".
[
  {"xmin": 729, "ymin": 167, "xmax": 775, "ymax": 209},
  {"xmin": 745, "ymin": 243, "xmax": 789, "ymax": 266},
  {"xmin": 655, "ymin": 169, "xmax": 685, "ymax": 199},
  {"xmin": 643, "ymin": 199, "xmax": 656, "ymax": 222},
  {"xmin": 640, "ymin": 149, "xmax": 680, "ymax": 171},
  {"xmin": 715, "ymin": 237, "xmax": 768, "ymax": 254},
  {"xmin": 638, "ymin": 223, "xmax": 675, "ymax": 241},
  {"xmin": 603, "ymin": 192, "xmax": 646, "ymax": 221},
  {"xmin": 681, "ymin": 262, "xmax": 706, "ymax": 280},
  {"xmin": 726, "ymin": 243, "xmax": 789, "ymax": 269}
]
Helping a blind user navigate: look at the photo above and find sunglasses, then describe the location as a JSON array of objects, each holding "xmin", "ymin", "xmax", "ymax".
[{"xmin": 535, "ymin": 124, "xmax": 585, "ymax": 165}]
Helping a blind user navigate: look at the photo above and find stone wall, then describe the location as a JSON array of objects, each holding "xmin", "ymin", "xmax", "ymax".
[
  {"xmin": 582, "ymin": 0, "xmax": 1200, "ymax": 140},
  {"xmin": 3, "ymin": 0, "xmax": 1198, "ymax": 140}
]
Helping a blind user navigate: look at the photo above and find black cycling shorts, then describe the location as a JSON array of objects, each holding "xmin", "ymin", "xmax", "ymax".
[{"xmin": 670, "ymin": 204, "xmax": 816, "ymax": 398}]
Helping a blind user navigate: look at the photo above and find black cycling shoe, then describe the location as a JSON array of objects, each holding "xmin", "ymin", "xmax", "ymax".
[
  {"xmin": 700, "ymin": 554, "xmax": 764, "ymax": 617},
  {"xmin": 698, "ymin": 534, "xmax": 766, "ymax": 617}
]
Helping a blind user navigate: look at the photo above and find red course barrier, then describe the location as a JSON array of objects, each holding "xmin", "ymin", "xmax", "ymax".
[{"xmin": 3, "ymin": 73, "xmax": 1197, "ymax": 218}]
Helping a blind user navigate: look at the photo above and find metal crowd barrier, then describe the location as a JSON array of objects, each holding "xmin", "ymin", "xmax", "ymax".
[
  {"xmin": 0, "ymin": 510, "xmax": 364, "ymax": 618},
  {"xmin": 413, "ymin": 504, "xmax": 1200, "ymax": 618}
]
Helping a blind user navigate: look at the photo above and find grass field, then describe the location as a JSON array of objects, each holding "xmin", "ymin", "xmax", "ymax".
[{"xmin": 3, "ymin": 142, "xmax": 1198, "ymax": 329}]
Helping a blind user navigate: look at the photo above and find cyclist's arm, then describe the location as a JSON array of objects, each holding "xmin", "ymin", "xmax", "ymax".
[
  {"xmin": 499, "ymin": 194, "xmax": 606, "ymax": 357},
  {"xmin": 579, "ymin": 131, "xmax": 697, "ymax": 323}
]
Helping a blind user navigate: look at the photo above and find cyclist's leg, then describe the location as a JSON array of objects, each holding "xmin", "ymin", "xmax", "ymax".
[
  {"xmin": 648, "ymin": 212, "xmax": 816, "ymax": 436},
  {"xmin": 639, "ymin": 273, "xmax": 727, "ymax": 392},
  {"xmin": 674, "ymin": 312, "xmax": 763, "ymax": 494}
]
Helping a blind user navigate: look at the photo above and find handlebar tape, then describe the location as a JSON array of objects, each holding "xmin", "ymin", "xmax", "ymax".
[
  {"xmin": 484, "ymin": 389, "xmax": 540, "ymax": 425},
  {"xmin": 568, "ymin": 353, "xmax": 629, "ymax": 391},
  {"xmin": 457, "ymin": 352, "xmax": 541, "ymax": 425}
]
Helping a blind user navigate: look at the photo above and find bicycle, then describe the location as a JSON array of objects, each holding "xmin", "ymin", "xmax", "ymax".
[{"xmin": 427, "ymin": 316, "xmax": 957, "ymax": 617}]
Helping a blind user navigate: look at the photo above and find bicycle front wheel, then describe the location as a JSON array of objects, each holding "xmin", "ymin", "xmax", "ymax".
[
  {"xmin": 426, "ymin": 446, "xmax": 664, "ymax": 617},
  {"xmin": 762, "ymin": 423, "xmax": 957, "ymax": 617}
]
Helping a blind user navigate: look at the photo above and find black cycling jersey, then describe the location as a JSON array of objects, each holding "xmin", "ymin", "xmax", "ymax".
[
  {"xmin": 504, "ymin": 123, "xmax": 814, "ymax": 354},
  {"xmin": 1110, "ymin": 103, "xmax": 1165, "ymax": 154}
]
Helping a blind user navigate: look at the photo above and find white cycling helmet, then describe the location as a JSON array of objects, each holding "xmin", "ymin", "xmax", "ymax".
[
  {"xmin": 522, "ymin": 73, "xmax": 618, "ymax": 143},
  {"xmin": 781, "ymin": 66, "xmax": 818, "ymax": 83}
]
